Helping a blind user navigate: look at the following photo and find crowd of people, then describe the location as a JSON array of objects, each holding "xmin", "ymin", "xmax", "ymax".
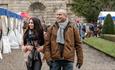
[{"xmin": 75, "ymin": 21, "xmax": 103, "ymax": 40}]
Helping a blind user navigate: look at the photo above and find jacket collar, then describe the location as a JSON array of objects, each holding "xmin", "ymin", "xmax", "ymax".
[{"xmin": 54, "ymin": 21, "xmax": 72, "ymax": 29}]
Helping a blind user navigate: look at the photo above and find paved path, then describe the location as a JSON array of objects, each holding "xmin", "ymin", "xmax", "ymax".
[
  {"xmin": 80, "ymin": 45, "xmax": 115, "ymax": 70},
  {"xmin": 0, "ymin": 45, "xmax": 115, "ymax": 70}
]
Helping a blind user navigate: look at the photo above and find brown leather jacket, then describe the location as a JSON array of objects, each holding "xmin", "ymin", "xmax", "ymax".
[{"xmin": 43, "ymin": 21, "xmax": 83, "ymax": 64}]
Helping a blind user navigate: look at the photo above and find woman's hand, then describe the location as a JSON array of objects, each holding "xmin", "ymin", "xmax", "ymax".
[
  {"xmin": 27, "ymin": 45, "xmax": 33, "ymax": 51},
  {"xmin": 21, "ymin": 45, "xmax": 33, "ymax": 52},
  {"xmin": 21, "ymin": 45, "xmax": 27, "ymax": 52}
]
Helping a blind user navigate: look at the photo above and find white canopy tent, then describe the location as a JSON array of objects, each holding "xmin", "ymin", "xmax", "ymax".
[
  {"xmin": 0, "ymin": 8, "xmax": 23, "ymax": 54},
  {"xmin": 98, "ymin": 11, "xmax": 115, "ymax": 25}
]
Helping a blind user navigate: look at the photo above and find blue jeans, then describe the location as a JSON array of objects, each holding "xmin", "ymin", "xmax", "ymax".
[{"xmin": 49, "ymin": 60, "xmax": 73, "ymax": 70}]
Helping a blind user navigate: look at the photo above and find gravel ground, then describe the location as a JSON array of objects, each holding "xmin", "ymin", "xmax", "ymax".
[{"xmin": 0, "ymin": 45, "xmax": 115, "ymax": 70}]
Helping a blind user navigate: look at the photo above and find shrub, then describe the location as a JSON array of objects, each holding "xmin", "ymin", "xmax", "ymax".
[
  {"xmin": 102, "ymin": 14, "xmax": 115, "ymax": 34},
  {"xmin": 101, "ymin": 34, "xmax": 115, "ymax": 42}
]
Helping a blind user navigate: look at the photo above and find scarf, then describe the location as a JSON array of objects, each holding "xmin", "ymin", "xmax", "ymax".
[{"xmin": 56, "ymin": 19, "xmax": 68, "ymax": 44}]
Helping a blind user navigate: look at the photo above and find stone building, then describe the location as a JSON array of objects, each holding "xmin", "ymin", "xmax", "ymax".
[{"xmin": 0, "ymin": 0, "xmax": 75, "ymax": 24}]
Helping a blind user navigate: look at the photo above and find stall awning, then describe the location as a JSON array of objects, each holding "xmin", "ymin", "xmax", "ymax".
[{"xmin": 0, "ymin": 8, "xmax": 22, "ymax": 19}]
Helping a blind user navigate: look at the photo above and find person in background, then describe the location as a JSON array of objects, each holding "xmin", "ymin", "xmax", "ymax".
[
  {"xmin": 0, "ymin": 29, "xmax": 3, "ymax": 59},
  {"xmin": 43, "ymin": 9, "xmax": 83, "ymax": 70},
  {"xmin": 20, "ymin": 12, "xmax": 31, "ymax": 33},
  {"xmin": 22, "ymin": 17, "xmax": 44, "ymax": 70}
]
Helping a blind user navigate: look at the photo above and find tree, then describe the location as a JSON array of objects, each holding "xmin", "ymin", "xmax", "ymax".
[
  {"xmin": 70, "ymin": 0, "xmax": 115, "ymax": 23},
  {"xmin": 100, "ymin": 0, "xmax": 115, "ymax": 11},
  {"xmin": 71, "ymin": 0, "xmax": 101, "ymax": 22},
  {"xmin": 102, "ymin": 14, "xmax": 115, "ymax": 34}
]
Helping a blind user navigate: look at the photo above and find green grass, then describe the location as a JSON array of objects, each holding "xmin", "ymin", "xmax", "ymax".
[{"xmin": 84, "ymin": 37, "xmax": 115, "ymax": 57}]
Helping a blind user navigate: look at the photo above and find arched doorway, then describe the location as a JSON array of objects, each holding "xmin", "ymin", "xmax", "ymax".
[
  {"xmin": 29, "ymin": 2, "xmax": 46, "ymax": 11},
  {"xmin": 28, "ymin": 2, "xmax": 46, "ymax": 23}
]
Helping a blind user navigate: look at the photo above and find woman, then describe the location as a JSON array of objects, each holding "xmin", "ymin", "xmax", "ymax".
[{"xmin": 22, "ymin": 17, "xmax": 44, "ymax": 70}]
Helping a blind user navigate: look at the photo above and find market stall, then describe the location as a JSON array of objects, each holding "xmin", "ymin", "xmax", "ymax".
[{"xmin": 0, "ymin": 8, "xmax": 23, "ymax": 54}]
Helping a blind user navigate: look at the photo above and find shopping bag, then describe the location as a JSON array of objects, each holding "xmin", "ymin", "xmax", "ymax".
[{"xmin": 2, "ymin": 36, "xmax": 11, "ymax": 53}]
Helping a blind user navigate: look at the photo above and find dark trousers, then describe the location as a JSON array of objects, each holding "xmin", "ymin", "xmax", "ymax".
[
  {"xmin": 50, "ymin": 60, "xmax": 73, "ymax": 70},
  {"xmin": 26, "ymin": 60, "xmax": 42, "ymax": 70}
]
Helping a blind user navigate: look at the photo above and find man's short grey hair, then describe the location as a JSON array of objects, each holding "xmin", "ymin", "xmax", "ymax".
[{"xmin": 56, "ymin": 9, "xmax": 67, "ymax": 16}]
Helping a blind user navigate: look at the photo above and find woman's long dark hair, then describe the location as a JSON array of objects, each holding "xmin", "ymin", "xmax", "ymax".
[{"xmin": 23, "ymin": 17, "xmax": 44, "ymax": 46}]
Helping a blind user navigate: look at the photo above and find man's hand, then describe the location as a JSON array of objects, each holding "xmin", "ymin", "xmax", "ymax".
[
  {"xmin": 76, "ymin": 63, "xmax": 82, "ymax": 69},
  {"xmin": 35, "ymin": 47, "xmax": 43, "ymax": 52},
  {"xmin": 47, "ymin": 60, "xmax": 54, "ymax": 68}
]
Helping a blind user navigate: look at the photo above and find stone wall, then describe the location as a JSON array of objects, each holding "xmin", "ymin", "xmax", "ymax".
[{"xmin": 0, "ymin": 0, "xmax": 75, "ymax": 24}]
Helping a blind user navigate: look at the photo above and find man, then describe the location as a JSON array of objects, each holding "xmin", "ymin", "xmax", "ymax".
[{"xmin": 43, "ymin": 9, "xmax": 83, "ymax": 70}]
